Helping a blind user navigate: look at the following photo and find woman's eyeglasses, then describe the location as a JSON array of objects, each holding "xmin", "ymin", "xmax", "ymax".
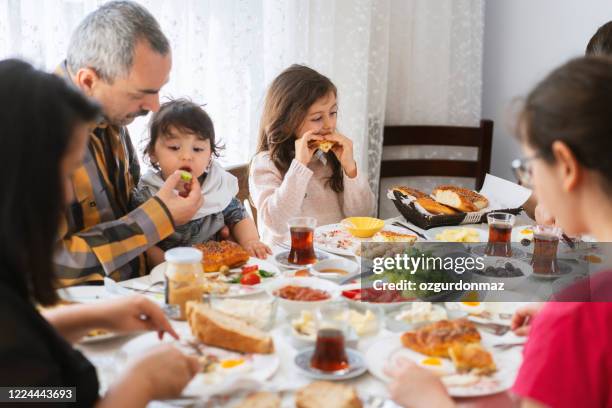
[{"xmin": 511, "ymin": 154, "xmax": 540, "ymax": 187}]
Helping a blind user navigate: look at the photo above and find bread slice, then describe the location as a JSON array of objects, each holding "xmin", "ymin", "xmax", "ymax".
[
  {"xmin": 186, "ymin": 302, "xmax": 274, "ymax": 354},
  {"xmin": 308, "ymin": 139, "xmax": 337, "ymax": 153},
  {"xmin": 234, "ymin": 392, "xmax": 281, "ymax": 408},
  {"xmin": 432, "ymin": 185, "xmax": 489, "ymax": 212},
  {"xmin": 415, "ymin": 197, "xmax": 459, "ymax": 215},
  {"xmin": 392, "ymin": 186, "xmax": 428, "ymax": 200},
  {"xmin": 296, "ymin": 381, "xmax": 362, "ymax": 408}
]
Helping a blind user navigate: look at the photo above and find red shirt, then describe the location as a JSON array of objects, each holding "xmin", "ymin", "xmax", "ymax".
[{"xmin": 512, "ymin": 301, "xmax": 612, "ymax": 408}]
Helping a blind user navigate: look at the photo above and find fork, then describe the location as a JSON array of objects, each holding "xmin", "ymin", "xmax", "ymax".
[
  {"xmin": 493, "ymin": 341, "xmax": 526, "ymax": 351},
  {"xmin": 468, "ymin": 318, "xmax": 511, "ymax": 336}
]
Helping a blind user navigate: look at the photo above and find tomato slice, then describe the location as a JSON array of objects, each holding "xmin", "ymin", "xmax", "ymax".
[
  {"xmin": 241, "ymin": 265, "xmax": 259, "ymax": 274},
  {"xmin": 240, "ymin": 272, "xmax": 261, "ymax": 285},
  {"xmin": 341, "ymin": 289, "xmax": 360, "ymax": 300}
]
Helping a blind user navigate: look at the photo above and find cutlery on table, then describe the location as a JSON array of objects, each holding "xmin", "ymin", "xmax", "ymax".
[
  {"xmin": 467, "ymin": 317, "xmax": 511, "ymax": 336},
  {"xmin": 493, "ymin": 341, "xmax": 526, "ymax": 351}
]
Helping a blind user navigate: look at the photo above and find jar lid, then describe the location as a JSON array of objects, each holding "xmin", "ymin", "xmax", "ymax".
[{"xmin": 165, "ymin": 247, "xmax": 203, "ymax": 264}]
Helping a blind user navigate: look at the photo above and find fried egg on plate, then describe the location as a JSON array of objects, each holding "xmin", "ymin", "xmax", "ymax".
[{"xmin": 417, "ymin": 357, "xmax": 454, "ymax": 376}]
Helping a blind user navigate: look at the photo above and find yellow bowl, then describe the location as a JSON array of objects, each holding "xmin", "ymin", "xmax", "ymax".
[{"xmin": 341, "ymin": 217, "xmax": 385, "ymax": 238}]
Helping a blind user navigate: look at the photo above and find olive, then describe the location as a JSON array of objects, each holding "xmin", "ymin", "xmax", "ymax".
[{"xmin": 521, "ymin": 238, "xmax": 531, "ymax": 247}]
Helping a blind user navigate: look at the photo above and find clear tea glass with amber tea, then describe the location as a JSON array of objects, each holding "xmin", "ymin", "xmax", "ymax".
[
  {"xmin": 485, "ymin": 212, "xmax": 516, "ymax": 257},
  {"xmin": 531, "ymin": 225, "xmax": 561, "ymax": 275},
  {"xmin": 288, "ymin": 217, "xmax": 317, "ymax": 265},
  {"xmin": 310, "ymin": 303, "xmax": 350, "ymax": 372}
]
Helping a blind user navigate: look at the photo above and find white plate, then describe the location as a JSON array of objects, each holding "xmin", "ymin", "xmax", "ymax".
[
  {"xmin": 121, "ymin": 332, "xmax": 280, "ymax": 398},
  {"xmin": 150, "ymin": 257, "xmax": 281, "ymax": 298},
  {"xmin": 315, "ymin": 223, "xmax": 361, "ymax": 257},
  {"xmin": 58, "ymin": 286, "xmax": 106, "ymax": 303},
  {"xmin": 365, "ymin": 333, "xmax": 521, "ymax": 397},
  {"xmin": 315, "ymin": 223, "xmax": 425, "ymax": 256}
]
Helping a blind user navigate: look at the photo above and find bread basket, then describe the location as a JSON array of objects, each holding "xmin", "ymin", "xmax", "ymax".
[{"xmin": 389, "ymin": 190, "xmax": 523, "ymax": 230}]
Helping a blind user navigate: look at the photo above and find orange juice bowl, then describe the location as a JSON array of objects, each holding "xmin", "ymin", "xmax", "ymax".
[{"xmin": 341, "ymin": 217, "xmax": 385, "ymax": 238}]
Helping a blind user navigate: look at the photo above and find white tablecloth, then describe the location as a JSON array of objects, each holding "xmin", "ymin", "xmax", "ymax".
[{"xmin": 74, "ymin": 216, "xmax": 535, "ymax": 407}]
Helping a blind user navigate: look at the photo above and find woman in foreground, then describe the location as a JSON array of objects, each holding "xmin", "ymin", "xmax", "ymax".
[
  {"xmin": 387, "ymin": 56, "xmax": 612, "ymax": 408},
  {"xmin": 0, "ymin": 59, "xmax": 199, "ymax": 407}
]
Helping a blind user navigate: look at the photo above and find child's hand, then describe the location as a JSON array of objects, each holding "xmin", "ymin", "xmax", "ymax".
[
  {"xmin": 326, "ymin": 132, "xmax": 357, "ymax": 178},
  {"xmin": 295, "ymin": 130, "xmax": 323, "ymax": 166},
  {"xmin": 243, "ymin": 239, "xmax": 272, "ymax": 259}
]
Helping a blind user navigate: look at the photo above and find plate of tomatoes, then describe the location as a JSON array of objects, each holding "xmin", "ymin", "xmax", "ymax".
[{"xmin": 215, "ymin": 258, "xmax": 282, "ymax": 297}]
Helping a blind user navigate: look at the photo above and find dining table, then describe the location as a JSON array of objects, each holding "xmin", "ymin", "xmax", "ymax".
[{"xmin": 65, "ymin": 215, "xmax": 542, "ymax": 408}]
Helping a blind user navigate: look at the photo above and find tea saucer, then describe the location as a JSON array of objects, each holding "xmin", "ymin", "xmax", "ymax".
[
  {"xmin": 470, "ymin": 244, "xmax": 527, "ymax": 260},
  {"xmin": 294, "ymin": 348, "xmax": 367, "ymax": 380},
  {"xmin": 274, "ymin": 250, "xmax": 330, "ymax": 269}
]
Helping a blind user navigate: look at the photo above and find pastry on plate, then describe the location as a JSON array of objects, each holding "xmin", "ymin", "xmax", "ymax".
[
  {"xmin": 373, "ymin": 230, "xmax": 417, "ymax": 243},
  {"xmin": 415, "ymin": 196, "xmax": 459, "ymax": 215},
  {"xmin": 448, "ymin": 342, "xmax": 497, "ymax": 375},
  {"xmin": 296, "ymin": 381, "xmax": 362, "ymax": 408},
  {"xmin": 186, "ymin": 302, "xmax": 274, "ymax": 354},
  {"xmin": 432, "ymin": 185, "xmax": 489, "ymax": 212},
  {"xmin": 400, "ymin": 319, "xmax": 481, "ymax": 357},
  {"xmin": 193, "ymin": 240, "xmax": 250, "ymax": 272}
]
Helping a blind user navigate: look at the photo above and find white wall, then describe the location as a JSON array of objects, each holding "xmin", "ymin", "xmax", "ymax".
[{"xmin": 482, "ymin": 0, "xmax": 612, "ymax": 181}]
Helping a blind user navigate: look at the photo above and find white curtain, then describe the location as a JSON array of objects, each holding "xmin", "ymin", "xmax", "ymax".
[
  {"xmin": 0, "ymin": 0, "xmax": 483, "ymax": 214},
  {"xmin": 378, "ymin": 0, "xmax": 485, "ymax": 218}
]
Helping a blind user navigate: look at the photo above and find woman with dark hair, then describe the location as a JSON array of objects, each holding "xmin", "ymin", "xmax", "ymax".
[
  {"xmin": 249, "ymin": 64, "xmax": 375, "ymax": 245},
  {"xmin": 0, "ymin": 59, "xmax": 198, "ymax": 407},
  {"xmin": 385, "ymin": 56, "xmax": 612, "ymax": 408}
]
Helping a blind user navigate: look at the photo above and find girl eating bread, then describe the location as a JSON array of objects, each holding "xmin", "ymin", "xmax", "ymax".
[{"xmin": 249, "ymin": 64, "xmax": 375, "ymax": 245}]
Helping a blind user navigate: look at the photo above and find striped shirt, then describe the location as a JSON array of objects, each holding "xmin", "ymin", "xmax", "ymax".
[{"xmin": 54, "ymin": 61, "xmax": 175, "ymax": 286}]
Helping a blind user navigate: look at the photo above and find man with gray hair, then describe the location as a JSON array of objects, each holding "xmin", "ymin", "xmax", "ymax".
[{"xmin": 56, "ymin": 1, "xmax": 202, "ymax": 285}]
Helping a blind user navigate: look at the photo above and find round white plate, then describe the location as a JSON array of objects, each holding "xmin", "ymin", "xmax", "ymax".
[
  {"xmin": 150, "ymin": 257, "xmax": 281, "ymax": 297},
  {"xmin": 315, "ymin": 223, "xmax": 425, "ymax": 256},
  {"xmin": 365, "ymin": 333, "xmax": 521, "ymax": 397},
  {"xmin": 121, "ymin": 332, "xmax": 280, "ymax": 398},
  {"xmin": 314, "ymin": 223, "xmax": 361, "ymax": 257},
  {"xmin": 58, "ymin": 286, "xmax": 106, "ymax": 303}
]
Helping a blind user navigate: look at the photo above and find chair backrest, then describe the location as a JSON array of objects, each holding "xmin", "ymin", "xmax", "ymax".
[
  {"xmin": 380, "ymin": 119, "xmax": 493, "ymax": 193},
  {"xmin": 225, "ymin": 163, "xmax": 258, "ymax": 226}
]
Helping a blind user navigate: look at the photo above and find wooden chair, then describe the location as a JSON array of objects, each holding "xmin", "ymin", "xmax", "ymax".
[
  {"xmin": 225, "ymin": 163, "xmax": 258, "ymax": 226},
  {"xmin": 379, "ymin": 119, "xmax": 493, "ymax": 199}
]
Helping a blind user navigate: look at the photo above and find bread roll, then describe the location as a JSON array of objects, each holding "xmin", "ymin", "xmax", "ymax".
[
  {"xmin": 392, "ymin": 186, "xmax": 428, "ymax": 200},
  {"xmin": 415, "ymin": 197, "xmax": 459, "ymax": 215},
  {"xmin": 432, "ymin": 185, "xmax": 489, "ymax": 212}
]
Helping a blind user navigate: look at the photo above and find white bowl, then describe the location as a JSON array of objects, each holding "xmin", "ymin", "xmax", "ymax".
[
  {"xmin": 265, "ymin": 277, "xmax": 340, "ymax": 315},
  {"xmin": 311, "ymin": 258, "xmax": 359, "ymax": 283}
]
